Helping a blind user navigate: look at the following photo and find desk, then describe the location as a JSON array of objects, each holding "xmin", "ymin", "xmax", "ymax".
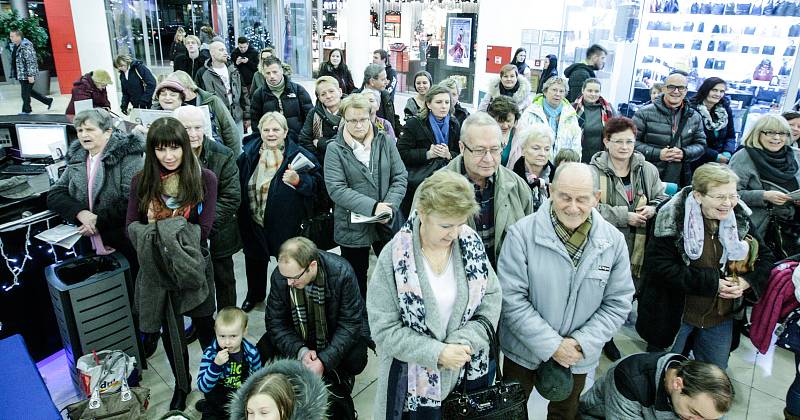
[
  {"xmin": 0, "ymin": 334, "xmax": 61, "ymax": 419},
  {"xmin": 0, "ymin": 172, "xmax": 51, "ymax": 223}
]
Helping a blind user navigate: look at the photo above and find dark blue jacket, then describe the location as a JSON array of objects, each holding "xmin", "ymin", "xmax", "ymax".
[
  {"xmin": 237, "ymin": 133, "xmax": 321, "ymax": 258},
  {"xmin": 119, "ymin": 60, "xmax": 157, "ymax": 110}
]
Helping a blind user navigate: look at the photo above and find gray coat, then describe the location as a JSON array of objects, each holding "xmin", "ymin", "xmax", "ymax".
[
  {"xmin": 197, "ymin": 137, "xmax": 242, "ymax": 257},
  {"xmin": 729, "ymin": 147, "xmax": 800, "ymax": 238},
  {"xmin": 324, "ymin": 127, "xmax": 408, "ymax": 247},
  {"xmin": 127, "ymin": 217, "xmax": 215, "ymax": 333},
  {"xmin": 366, "ymin": 217, "xmax": 502, "ymax": 418},
  {"xmin": 47, "ymin": 130, "xmax": 144, "ymax": 250},
  {"xmin": 633, "ymin": 95, "xmax": 706, "ymax": 185},
  {"xmin": 497, "ymin": 200, "xmax": 634, "ymax": 374},
  {"xmin": 198, "ymin": 60, "xmax": 248, "ymax": 123}
]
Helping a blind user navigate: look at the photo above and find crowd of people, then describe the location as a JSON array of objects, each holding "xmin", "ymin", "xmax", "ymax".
[{"xmin": 25, "ymin": 23, "xmax": 800, "ymax": 419}]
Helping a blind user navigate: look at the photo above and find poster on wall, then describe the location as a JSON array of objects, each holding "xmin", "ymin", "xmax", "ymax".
[{"xmin": 446, "ymin": 16, "xmax": 472, "ymax": 68}]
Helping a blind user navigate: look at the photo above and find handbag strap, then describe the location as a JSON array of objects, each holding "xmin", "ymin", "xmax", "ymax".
[
  {"xmin": 88, "ymin": 351, "xmax": 134, "ymax": 410},
  {"xmin": 458, "ymin": 314, "xmax": 503, "ymax": 394}
]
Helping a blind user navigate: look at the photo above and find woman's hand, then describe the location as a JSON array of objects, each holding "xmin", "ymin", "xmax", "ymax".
[
  {"xmin": 437, "ymin": 344, "xmax": 472, "ymax": 370},
  {"xmin": 719, "ymin": 277, "xmax": 743, "ymax": 299},
  {"xmin": 76, "ymin": 210, "xmax": 98, "ymax": 236},
  {"xmin": 764, "ymin": 190, "xmax": 790, "ymax": 205},
  {"xmin": 282, "ymin": 164, "xmax": 300, "ymax": 186}
]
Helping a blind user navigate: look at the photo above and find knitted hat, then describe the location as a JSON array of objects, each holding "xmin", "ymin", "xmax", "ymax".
[{"xmin": 155, "ymin": 80, "xmax": 186, "ymax": 98}]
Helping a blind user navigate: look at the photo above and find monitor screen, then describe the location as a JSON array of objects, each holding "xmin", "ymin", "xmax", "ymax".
[{"xmin": 15, "ymin": 124, "xmax": 68, "ymax": 159}]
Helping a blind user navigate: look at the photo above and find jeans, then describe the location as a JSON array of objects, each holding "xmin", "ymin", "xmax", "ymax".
[
  {"xmin": 787, "ymin": 353, "xmax": 800, "ymax": 416},
  {"xmin": 339, "ymin": 241, "xmax": 387, "ymax": 303},
  {"xmin": 671, "ymin": 319, "xmax": 733, "ymax": 369},
  {"xmin": 19, "ymin": 79, "xmax": 49, "ymax": 113}
]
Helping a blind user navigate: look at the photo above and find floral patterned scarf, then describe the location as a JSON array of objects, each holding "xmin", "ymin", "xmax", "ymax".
[{"xmin": 388, "ymin": 210, "xmax": 490, "ymax": 416}]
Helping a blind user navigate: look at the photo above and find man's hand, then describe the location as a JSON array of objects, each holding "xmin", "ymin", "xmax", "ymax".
[
  {"xmin": 302, "ymin": 350, "xmax": 324, "ymax": 376},
  {"xmin": 27, "ymin": 76, "xmax": 34, "ymax": 83},
  {"xmin": 636, "ymin": 205, "xmax": 657, "ymax": 220},
  {"xmin": 214, "ymin": 348, "xmax": 230, "ymax": 366},
  {"xmin": 374, "ymin": 202, "xmax": 393, "ymax": 223},
  {"xmin": 437, "ymin": 343, "xmax": 472, "ymax": 370},
  {"xmin": 552, "ymin": 338, "xmax": 583, "ymax": 368},
  {"xmin": 627, "ymin": 212, "xmax": 648, "ymax": 227},
  {"xmin": 76, "ymin": 210, "xmax": 98, "ymax": 236}
]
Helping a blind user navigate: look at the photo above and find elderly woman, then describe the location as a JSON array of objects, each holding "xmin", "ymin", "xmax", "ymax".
[
  {"xmin": 298, "ymin": 76, "xmax": 343, "ymax": 161},
  {"xmin": 636, "ymin": 163, "xmax": 773, "ymax": 368},
  {"xmin": 324, "ymin": 94, "xmax": 407, "ymax": 304},
  {"xmin": 478, "ymin": 64, "xmax": 532, "ymax": 112},
  {"xmin": 518, "ymin": 76, "xmax": 582, "ymax": 159},
  {"xmin": 730, "ymin": 114, "xmax": 800, "ymax": 258},
  {"xmin": 398, "ymin": 85, "xmax": 461, "ymax": 215},
  {"xmin": 573, "ymin": 78, "xmax": 615, "ymax": 163},
  {"xmin": 65, "ymin": 70, "xmax": 113, "ymax": 115},
  {"xmin": 359, "ymin": 90, "xmax": 396, "ymax": 141},
  {"xmin": 689, "ymin": 77, "xmax": 737, "ymax": 168},
  {"xmin": 48, "ymin": 108, "xmax": 144, "ymax": 267},
  {"xmin": 367, "ymin": 170, "xmax": 501, "ymax": 418},
  {"xmin": 439, "ymin": 78, "xmax": 470, "ymax": 126},
  {"xmin": 360, "ymin": 63, "xmax": 400, "ymax": 131},
  {"xmin": 237, "ymin": 112, "xmax": 322, "ymax": 312},
  {"xmin": 512, "ymin": 125, "xmax": 554, "ymax": 212},
  {"xmin": 404, "ymin": 70, "xmax": 432, "ymax": 121}
]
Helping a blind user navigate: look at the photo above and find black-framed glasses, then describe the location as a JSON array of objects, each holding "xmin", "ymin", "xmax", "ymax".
[
  {"xmin": 761, "ymin": 130, "xmax": 790, "ymax": 139},
  {"xmin": 462, "ymin": 143, "xmax": 502, "ymax": 158},
  {"xmin": 282, "ymin": 265, "xmax": 309, "ymax": 281},
  {"xmin": 665, "ymin": 85, "xmax": 688, "ymax": 92}
]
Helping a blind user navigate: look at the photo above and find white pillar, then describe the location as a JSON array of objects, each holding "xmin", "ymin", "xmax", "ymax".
[
  {"xmin": 341, "ymin": 0, "xmax": 371, "ymax": 89},
  {"xmin": 70, "ymin": 0, "xmax": 120, "ymax": 113}
]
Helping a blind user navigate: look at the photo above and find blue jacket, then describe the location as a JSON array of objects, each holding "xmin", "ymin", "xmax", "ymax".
[
  {"xmin": 197, "ymin": 338, "xmax": 262, "ymax": 394},
  {"xmin": 118, "ymin": 60, "xmax": 157, "ymax": 110}
]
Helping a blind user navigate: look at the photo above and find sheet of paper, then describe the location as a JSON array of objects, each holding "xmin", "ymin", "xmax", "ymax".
[
  {"xmin": 350, "ymin": 211, "xmax": 391, "ymax": 224},
  {"xmin": 35, "ymin": 224, "xmax": 82, "ymax": 249},
  {"xmin": 290, "ymin": 153, "xmax": 315, "ymax": 172},
  {"xmin": 136, "ymin": 109, "xmax": 173, "ymax": 127},
  {"xmin": 788, "ymin": 189, "xmax": 800, "ymax": 201},
  {"xmin": 73, "ymin": 99, "xmax": 94, "ymax": 115}
]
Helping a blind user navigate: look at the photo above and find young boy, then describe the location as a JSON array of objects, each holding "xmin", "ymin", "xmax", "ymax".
[{"xmin": 196, "ymin": 307, "xmax": 262, "ymax": 419}]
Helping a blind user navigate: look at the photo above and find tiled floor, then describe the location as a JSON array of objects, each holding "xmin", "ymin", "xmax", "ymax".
[{"xmin": 3, "ymin": 79, "xmax": 796, "ymax": 419}]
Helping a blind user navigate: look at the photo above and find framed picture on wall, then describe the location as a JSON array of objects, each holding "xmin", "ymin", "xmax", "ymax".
[
  {"xmin": 446, "ymin": 16, "xmax": 472, "ymax": 68},
  {"xmin": 541, "ymin": 45, "xmax": 560, "ymax": 58},
  {"xmin": 522, "ymin": 29, "xmax": 540, "ymax": 44},
  {"xmin": 542, "ymin": 30, "xmax": 561, "ymax": 46}
]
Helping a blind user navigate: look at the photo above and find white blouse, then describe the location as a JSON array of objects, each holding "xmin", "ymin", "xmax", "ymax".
[{"xmin": 423, "ymin": 251, "xmax": 457, "ymax": 331}]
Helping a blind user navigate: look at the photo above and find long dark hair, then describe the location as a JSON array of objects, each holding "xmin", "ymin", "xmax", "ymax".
[
  {"xmin": 137, "ymin": 117, "xmax": 204, "ymax": 215},
  {"xmin": 320, "ymin": 48, "xmax": 348, "ymax": 74},
  {"xmin": 510, "ymin": 48, "xmax": 527, "ymax": 66},
  {"xmin": 690, "ymin": 77, "xmax": 727, "ymax": 107}
]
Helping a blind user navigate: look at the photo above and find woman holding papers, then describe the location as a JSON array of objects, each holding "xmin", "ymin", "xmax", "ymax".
[
  {"xmin": 236, "ymin": 111, "xmax": 322, "ymax": 313},
  {"xmin": 324, "ymin": 94, "xmax": 408, "ymax": 303},
  {"xmin": 730, "ymin": 114, "xmax": 800, "ymax": 258}
]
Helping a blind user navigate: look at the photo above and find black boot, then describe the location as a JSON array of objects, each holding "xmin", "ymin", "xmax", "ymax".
[
  {"xmin": 603, "ymin": 339, "xmax": 622, "ymax": 361},
  {"xmin": 169, "ymin": 388, "xmax": 188, "ymax": 411},
  {"xmin": 141, "ymin": 332, "xmax": 159, "ymax": 359}
]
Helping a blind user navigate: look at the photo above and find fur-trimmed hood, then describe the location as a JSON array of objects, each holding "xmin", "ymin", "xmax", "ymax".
[
  {"xmin": 65, "ymin": 129, "xmax": 145, "ymax": 167},
  {"xmin": 654, "ymin": 186, "xmax": 752, "ymax": 240},
  {"xmin": 486, "ymin": 75, "xmax": 532, "ymax": 108},
  {"xmin": 228, "ymin": 359, "xmax": 329, "ymax": 420}
]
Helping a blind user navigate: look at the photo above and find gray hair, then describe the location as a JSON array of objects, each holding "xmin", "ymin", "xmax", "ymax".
[
  {"xmin": 518, "ymin": 125, "xmax": 554, "ymax": 149},
  {"xmin": 172, "ymin": 105, "xmax": 208, "ymax": 130},
  {"xmin": 552, "ymin": 162, "xmax": 600, "ymax": 193},
  {"xmin": 543, "ymin": 76, "xmax": 568, "ymax": 94},
  {"xmin": 460, "ymin": 112, "xmax": 502, "ymax": 147},
  {"xmin": 438, "ymin": 77, "xmax": 461, "ymax": 92},
  {"xmin": 74, "ymin": 108, "xmax": 114, "ymax": 132},
  {"xmin": 362, "ymin": 63, "xmax": 385, "ymax": 88}
]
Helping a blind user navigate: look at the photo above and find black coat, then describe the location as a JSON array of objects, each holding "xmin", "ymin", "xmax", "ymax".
[
  {"xmin": 318, "ymin": 63, "xmax": 356, "ymax": 95},
  {"xmin": 397, "ymin": 115, "xmax": 461, "ymax": 168},
  {"xmin": 636, "ymin": 188, "xmax": 774, "ymax": 348},
  {"xmin": 198, "ymin": 137, "xmax": 242, "ymax": 258},
  {"xmin": 298, "ymin": 101, "xmax": 341, "ymax": 162},
  {"xmin": 173, "ymin": 49, "xmax": 210, "ymax": 81},
  {"xmin": 237, "ymin": 135, "xmax": 321, "ymax": 258},
  {"xmin": 265, "ymin": 251, "xmax": 366, "ymax": 371},
  {"xmin": 249, "ymin": 79, "xmax": 314, "ymax": 139},
  {"xmin": 231, "ymin": 45, "xmax": 260, "ymax": 87},
  {"xmin": 119, "ymin": 60, "xmax": 157, "ymax": 110}
]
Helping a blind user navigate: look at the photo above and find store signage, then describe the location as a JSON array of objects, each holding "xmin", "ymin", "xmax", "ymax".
[{"xmin": 385, "ymin": 14, "xmax": 401, "ymax": 24}]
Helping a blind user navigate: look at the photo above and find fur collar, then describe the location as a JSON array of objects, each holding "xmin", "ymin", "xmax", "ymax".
[
  {"xmin": 486, "ymin": 76, "xmax": 531, "ymax": 105},
  {"xmin": 66, "ymin": 129, "xmax": 145, "ymax": 167},
  {"xmin": 228, "ymin": 359, "xmax": 329, "ymax": 420},
  {"xmin": 654, "ymin": 186, "xmax": 751, "ymax": 239}
]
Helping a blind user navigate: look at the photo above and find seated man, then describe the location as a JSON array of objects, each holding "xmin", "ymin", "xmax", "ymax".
[
  {"xmin": 579, "ymin": 352, "xmax": 734, "ymax": 419},
  {"xmin": 259, "ymin": 236, "xmax": 368, "ymax": 420}
]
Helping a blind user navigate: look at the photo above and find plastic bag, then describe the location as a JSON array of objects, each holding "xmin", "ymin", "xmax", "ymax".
[{"xmin": 77, "ymin": 350, "xmax": 136, "ymax": 397}]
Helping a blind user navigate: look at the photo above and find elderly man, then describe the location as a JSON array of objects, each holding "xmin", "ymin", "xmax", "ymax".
[
  {"xmin": 260, "ymin": 236, "xmax": 367, "ymax": 420},
  {"xmin": 633, "ymin": 71, "xmax": 706, "ymax": 186},
  {"xmin": 10, "ymin": 29, "xmax": 53, "ymax": 114},
  {"xmin": 196, "ymin": 41, "xmax": 249, "ymax": 133},
  {"xmin": 498, "ymin": 162, "xmax": 635, "ymax": 419},
  {"xmin": 174, "ymin": 105, "xmax": 241, "ymax": 310},
  {"xmin": 418, "ymin": 112, "xmax": 533, "ymax": 268},
  {"xmin": 249, "ymin": 56, "xmax": 313, "ymax": 139}
]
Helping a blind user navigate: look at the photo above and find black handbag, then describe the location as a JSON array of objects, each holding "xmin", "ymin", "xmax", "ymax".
[
  {"xmin": 299, "ymin": 200, "xmax": 337, "ymax": 251},
  {"xmin": 442, "ymin": 315, "xmax": 528, "ymax": 420},
  {"xmin": 407, "ymin": 158, "xmax": 448, "ymax": 189}
]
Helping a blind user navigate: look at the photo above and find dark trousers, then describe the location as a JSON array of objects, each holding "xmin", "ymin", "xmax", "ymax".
[
  {"xmin": 162, "ymin": 315, "xmax": 215, "ymax": 392},
  {"xmin": 503, "ymin": 356, "xmax": 587, "ymax": 420},
  {"xmin": 19, "ymin": 79, "xmax": 49, "ymax": 113},
  {"xmin": 244, "ymin": 254, "xmax": 270, "ymax": 303},
  {"xmin": 340, "ymin": 241, "xmax": 387, "ymax": 302},
  {"xmin": 212, "ymin": 255, "xmax": 237, "ymax": 310}
]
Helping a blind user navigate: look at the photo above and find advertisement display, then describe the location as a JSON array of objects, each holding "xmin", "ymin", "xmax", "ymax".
[{"xmin": 446, "ymin": 16, "xmax": 472, "ymax": 68}]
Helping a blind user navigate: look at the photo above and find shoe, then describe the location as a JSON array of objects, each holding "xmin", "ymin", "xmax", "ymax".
[
  {"xmin": 603, "ymin": 339, "xmax": 623, "ymax": 361},
  {"xmin": 185, "ymin": 325, "xmax": 197, "ymax": 344},
  {"xmin": 241, "ymin": 300, "xmax": 258, "ymax": 313},
  {"xmin": 195, "ymin": 399, "xmax": 208, "ymax": 413},
  {"xmin": 169, "ymin": 388, "xmax": 188, "ymax": 411},
  {"xmin": 46, "ymin": 98, "xmax": 53, "ymax": 110},
  {"xmin": 367, "ymin": 338, "xmax": 376, "ymax": 352},
  {"xmin": 141, "ymin": 332, "xmax": 160, "ymax": 359}
]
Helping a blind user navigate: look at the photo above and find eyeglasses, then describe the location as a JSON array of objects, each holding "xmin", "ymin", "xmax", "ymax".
[
  {"xmin": 665, "ymin": 85, "xmax": 688, "ymax": 92},
  {"xmin": 761, "ymin": 130, "xmax": 790, "ymax": 139},
  {"xmin": 608, "ymin": 139, "xmax": 635, "ymax": 146},
  {"xmin": 345, "ymin": 118, "xmax": 370, "ymax": 126},
  {"xmin": 283, "ymin": 265, "xmax": 309, "ymax": 281},
  {"xmin": 703, "ymin": 193, "xmax": 740, "ymax": 202},
  {"xmin": 462, "ymin": 143, "xmax": 502, "ymax": 158}
]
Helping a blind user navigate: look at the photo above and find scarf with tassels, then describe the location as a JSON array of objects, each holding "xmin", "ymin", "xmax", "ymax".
[
  {"xmin": 388, "ymin": 210, "xmax": 490, "ymax": 417},
  {"xmin": 289, "ymin": 266, "xmax": 328, "ymax": 352},
  {"xmin": 683, "ymin": 193, "xmax": 749, "ymax": 267},
  {"xmin": 573, "ymin": 96, "xmax": 614, "ymax": 128}
]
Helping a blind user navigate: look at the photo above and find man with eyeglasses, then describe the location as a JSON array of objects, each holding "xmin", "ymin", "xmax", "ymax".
[
  {"xmin": 259, "ymin": 236, "xmax": 368, "ymax": 420},
  {"xmin": 633, "ymin": 71, "xmax": 706, "ymax": 187},
  {"xmin": 419, "ymin": 112, "xmax": 533, "ymax": 267}
]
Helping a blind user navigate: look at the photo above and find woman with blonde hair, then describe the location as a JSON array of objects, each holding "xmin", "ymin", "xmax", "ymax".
[
  {"xmin": 237, "ymin": 112, "xmax": 322, "ymax": 312},
  {"xmin": 730, "ymin": 114, "xmax": 800, "ymax": 257},
  {"xmin": 169, "ymin": 27, "xmax": 187, "ymax": 65},
  {"xmin": 478, "ymin": 64, "xmax": 532, "ymax": 112},
  {"xmin": 66, "ymin": 70, "xmax": 113, "ymax": 115},
  {"xmin": 367, "ymin": 170, "xmax": 501, "ymax": 418},
  {"xmin": 517, "ymin": 76, "xmax": 582, "ymax": 159}
]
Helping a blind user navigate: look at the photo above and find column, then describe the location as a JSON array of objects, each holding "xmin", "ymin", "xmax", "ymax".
[
  {"xmin": 69, "ymin": 0, "xmax": 120, "ymax": 112},
  {"xmin": 340, "ymin": 0, "xmax": 370, "ymax": 89}
]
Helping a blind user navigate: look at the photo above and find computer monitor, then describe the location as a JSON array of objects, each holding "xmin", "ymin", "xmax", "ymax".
[{"xmin": 15, "ymin": 124, "xmax": 68, "ymax": 159}]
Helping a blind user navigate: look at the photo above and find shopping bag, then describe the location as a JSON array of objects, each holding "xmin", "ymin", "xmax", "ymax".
[{"xmin": 77, "ymin": 350, "xmax": 136, "ymax": 397}]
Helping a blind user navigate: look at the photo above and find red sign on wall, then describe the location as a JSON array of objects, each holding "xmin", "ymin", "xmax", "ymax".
[{"xmin": 485, "ymin": 45, "xmax": 512, "ymax": 74}]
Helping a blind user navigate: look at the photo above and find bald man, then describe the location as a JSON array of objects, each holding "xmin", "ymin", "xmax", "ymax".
[
  {"xmin": 498, "ymin": 162, "xmax": 635, "ymax": 418},
  {"xmin": 196, "ymin": 41, "xmax": 249, "ymax": 133},
  {"xmin": 174, "ymin": 105, "xmax": 242, "ymax": 310}
]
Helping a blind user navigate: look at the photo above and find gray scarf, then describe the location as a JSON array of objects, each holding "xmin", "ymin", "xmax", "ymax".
[{"xmin": 697, "ymin": 103, "xmax": 728, "ymax": 132}]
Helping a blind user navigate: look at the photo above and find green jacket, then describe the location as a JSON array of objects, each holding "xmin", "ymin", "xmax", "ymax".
[{"xmin": 197, "ymin": 89, "xmax": 242, "ymax": 156}]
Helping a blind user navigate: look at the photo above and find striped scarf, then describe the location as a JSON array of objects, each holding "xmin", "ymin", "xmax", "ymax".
[
  {"xmin": 551, "ymin": 208, "xmax": 593, "ymax": 266},
  {"xmin": 289, "ymin": 267, "xmax": 328, "ymax": 352},
  {"xmin": 572, "ymin": 96, "xmax": 614, "ymax": 127}
]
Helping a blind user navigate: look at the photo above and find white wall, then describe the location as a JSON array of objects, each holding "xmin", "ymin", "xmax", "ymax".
[
  {"xmin": 339, "ymin": 0, "xmax": 371, "ymax": 89},
  {"xmin": 473, "ymin": 0, "xmax": 566, "ymax": 105},
  {"xmin": 70, "ymin": 0, "xmax": 120, "ymax": 113}
]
